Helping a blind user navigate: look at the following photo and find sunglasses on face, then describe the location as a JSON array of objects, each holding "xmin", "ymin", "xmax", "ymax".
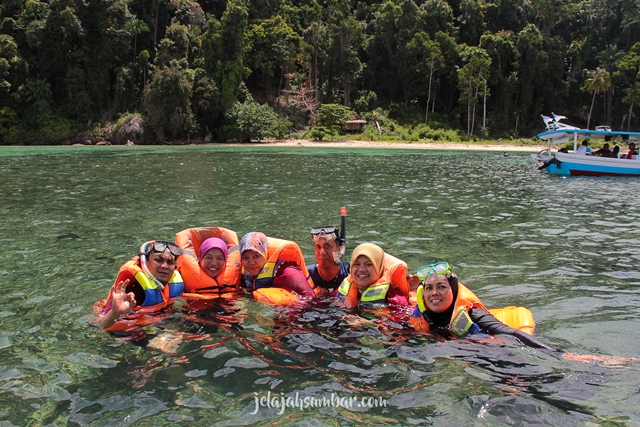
[
  {"xmin": 417, "ymin": 262, "xmax": 452, "ymax": 281},
  {"xmin": 310, "ymin": 226, "xmax": 338, "ymax": 237},
  {"xmin": 148, "ymin": 241, "xmax": 181, "ymax": 257}
]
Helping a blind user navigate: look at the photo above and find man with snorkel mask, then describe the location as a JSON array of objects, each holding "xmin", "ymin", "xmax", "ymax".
[
  {"xmin": 93, "ymin": 240, "xmax": 185, "ymax": 329},
  {"xmin": 307, "ymin": 225, "xmax": 350, "ymax": 296}
]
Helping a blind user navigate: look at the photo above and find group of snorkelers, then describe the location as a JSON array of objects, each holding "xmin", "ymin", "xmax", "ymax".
[{"xmin": 92, "ymin": 221, "xmax": 636, "ymax": 365}]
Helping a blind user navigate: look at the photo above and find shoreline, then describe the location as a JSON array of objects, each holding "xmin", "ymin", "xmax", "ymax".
[{"xmin": 217, "ymin": 139, "xmax": 546, "ymax": 152}]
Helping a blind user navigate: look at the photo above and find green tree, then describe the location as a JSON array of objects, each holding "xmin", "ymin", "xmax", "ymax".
[
  {"xmin": 125, "ymin": 19, "xmax": 150, "ymax": 63},
  {"xmin": 0, "ymin": 34, "xmax": 22, "ymax": 101},
  {"xmin": 323, "ymin": 3, "xmax": 363, "ymax": 106},
  {"xmin": 19, "ymin": 77, "xmax": 52, "ymax": 127},
  {"xmin": 202, "ymin": 0, "xmax": 249, "ymax": 111},
  {"xmin": 223, "ymin": 96, "xmax": 290, "ymax": 142},
  {"xmin": 457, "ymin": 46, "xmax": 491, "ymax": 134},
  {"xmin": 155, "ymin": 23, "xmax": 190, "ymax": 67},
  {"xmin": 480, "ymin": 31, "xmax": 517, "ymax": 131},
  {"xmin": 622, "ymin": 82, "xmax": 640, "ymax": 131},
  {"xmin": 143, "ymin": 65, "xmax": 194, "ymax": 139},
  {"xmin": 246, "ymin": 15, "xmax": 305, "ymax": 100},
  {"xmin": 583, "ymin": 67, "xmax": 610, "ymax": 129},
  {"xmin": 456, "ymin": 0, "xmax": 485, "ymax": 46},
  {"xmin": 419, "ymin": 0, "xmax": 454, "ymax": 36},
  {"xmin": 402, "ymin": 31, "xmax": 443, "ymax": 122},
  {"xmin": 596, "ymin": 44, "xmax": 625, "ymax": 126}
]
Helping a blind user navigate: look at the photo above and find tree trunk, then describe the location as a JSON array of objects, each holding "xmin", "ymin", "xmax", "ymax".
[
  {"xmin": 426, "ymin": 59, "xmax": 434, "ymax": 123},
  {"xmin": 587, "ymin": 91, "xmax": 596, "ymax": 129}
]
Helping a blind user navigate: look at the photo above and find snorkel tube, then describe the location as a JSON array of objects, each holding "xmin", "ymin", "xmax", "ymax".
[
  {"xmin": 334, "ymin": 206, "xmax": 347, "ymax": 265},
  {"xmin": 139, "ymin": 241, "xmax": 165, "ymax": 291}
]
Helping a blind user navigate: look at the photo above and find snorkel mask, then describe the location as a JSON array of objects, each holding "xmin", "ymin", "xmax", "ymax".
[
  {"xmin": 139, "ymin": 240, "xmax": 181, "ymax": 290},
  {"xmin": 415, "ymin": 262, "xmax": 454, "ymax": 314},
  {"xmin": 310, "ymin": 207, "xmax": 347, "ymax": 265}
]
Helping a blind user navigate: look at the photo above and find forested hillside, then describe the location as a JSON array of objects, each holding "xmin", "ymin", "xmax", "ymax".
[{"xmin": 1, "ymin": 0, "xmax": 639, "ymax": 144}]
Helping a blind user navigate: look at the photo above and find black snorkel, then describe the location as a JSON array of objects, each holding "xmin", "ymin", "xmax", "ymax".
[{"xmin": 334, "ymin": 206, "xmax": 347, "ymax": 265}]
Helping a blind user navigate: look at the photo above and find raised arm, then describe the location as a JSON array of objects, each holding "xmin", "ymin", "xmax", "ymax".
[{"xmin": 93, "ymin": 279, "xmax": 136, "ymax": 329}]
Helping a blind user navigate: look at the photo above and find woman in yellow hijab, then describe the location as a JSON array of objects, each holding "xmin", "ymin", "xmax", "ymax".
[{"xmin": 336, "ymin": 243, "xmax": 410, "ymax": 308}]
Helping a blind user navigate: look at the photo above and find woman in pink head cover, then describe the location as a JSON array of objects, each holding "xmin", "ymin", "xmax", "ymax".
[{"xmin": 198, "ymin": 237, "xmax": 228, "ymax": 280}]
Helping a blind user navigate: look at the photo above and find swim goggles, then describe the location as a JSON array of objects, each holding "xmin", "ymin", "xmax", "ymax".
[
  {"xmin": 310, "ymin": 226, "xmax": 339, "ymax": 238},
  {"xmin": 141, "ymin": 240, "xmax": 181, "ymax": 257},
  {"xmin": 417, "ymin": 262, "xmax": 453, "ymax": 281}
]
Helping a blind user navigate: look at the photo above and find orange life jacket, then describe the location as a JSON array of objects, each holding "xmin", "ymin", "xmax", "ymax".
[
  {"xmin": 336, "ymin": 253, "xmax": 409, "ymax": 308},
  {"xmin": 410, "ymin": 283, "xmax": 488, "ymax": 333},
  {"xmin": 245, "ymin": 237, "xmax": 311, "ymax": 304},
  {"xmin": 175, "ymin": 227, "xmax": 241, "ymax": 299},
  {"xmin": 243, "ymin": 237, "xmax": 310, "ymax": 289},
  {"xmin": 93, "ymin": 257, "xmax": 184, "ymax": 331}
]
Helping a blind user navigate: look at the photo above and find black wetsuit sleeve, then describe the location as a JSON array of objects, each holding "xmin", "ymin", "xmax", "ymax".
[{"xmin": 469, "ymin": 308, "xmax": 562, "ymax": 352}]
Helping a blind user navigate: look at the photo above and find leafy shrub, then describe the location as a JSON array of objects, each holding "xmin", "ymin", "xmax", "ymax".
[
  {"xmin": 318, "ymin": 104, "xmax": 352, "ymax": 134},
  {"xmin": 2, "ymin": 113, "xmax": 71, "ymax": 144},
  {"xmin": 223, "ymin": 97, "xmax": 291, "ymax": 142}
]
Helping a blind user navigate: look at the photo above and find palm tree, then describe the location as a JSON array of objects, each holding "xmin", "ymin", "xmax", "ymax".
[
  {"xmin": 125, "ymin": 19, "xmax": 150, "ymax": 63},
  {"xmin": 622, "ymin": 82, "xmax": 640, "ymax": 130},
  {"xmin": 596, "ymin": 45, "xmax": 625, "ymax": 125},
  {"xmin": 583, "ymin": 67, "xmax": 610, "ymax": 129}
]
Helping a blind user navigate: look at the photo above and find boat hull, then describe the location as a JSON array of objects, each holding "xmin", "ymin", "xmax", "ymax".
[{"xmin": 545, "ymin": 153, "xmax": 640, "ymax": 176}]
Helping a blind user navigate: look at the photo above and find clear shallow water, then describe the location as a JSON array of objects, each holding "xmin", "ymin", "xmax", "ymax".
[{"xmin": 0, "ymin": 145, "xmax": 639, "ymax": 426}]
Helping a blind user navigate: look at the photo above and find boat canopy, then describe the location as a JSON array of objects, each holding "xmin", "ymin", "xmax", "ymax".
[{"xmin": 537, "ymin": 128, "xmax": 640, "ymax": 144}]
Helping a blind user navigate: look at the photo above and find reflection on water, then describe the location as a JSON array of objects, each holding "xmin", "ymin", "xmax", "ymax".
[{"xmin": 0, "ymin": 145, "xmax": 639, "ymax": 425}]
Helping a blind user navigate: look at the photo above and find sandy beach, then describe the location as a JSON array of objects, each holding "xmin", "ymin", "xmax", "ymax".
[{"xmin": 224, "ymin": 139, "xmax": 546, "ymax": 152}]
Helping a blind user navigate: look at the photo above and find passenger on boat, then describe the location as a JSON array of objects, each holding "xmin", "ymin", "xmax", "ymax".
[
  {"xmin": 336, "ymin": 243, "xmax": 410, "ymax": 308},
  {"xmin": 575, "ymin": 140, "xmax": 591, "ymax": 155},
  {"xmin": 611, "ymin": 145, "xmax": 620, "ymax": 158},
  {"xmin": 307, "ymin": 226, "xmax": 350, "ymax": 296},
  {"xmin": 240, "ymin": 232, "xmax": 315, "ymax": 298},
  {"xmin": 626, "ymin": 142, "xmax": 638, "ymax": 159},
  {"xmin": 593, "ymin": 143, "xmax": 612, "ymax": 157},
  {"xmin": 409, "ymin": 262, "xmax": 639, "ymax": 365},
  {"xmin": 93, "ymin": 241, "xmax": 184, "ymax": 329}
]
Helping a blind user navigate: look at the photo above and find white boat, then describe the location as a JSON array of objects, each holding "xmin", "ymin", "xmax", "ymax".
[{"xmin": 533, "ymin": 114, "xmax": 640, "ymax": 176}]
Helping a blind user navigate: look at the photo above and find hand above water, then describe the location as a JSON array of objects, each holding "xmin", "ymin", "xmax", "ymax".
[
  {"xmin": 110, "ymin": 279, "xmax": 136, "ymax": 317},
  {"xmin": 93, "ymin": 279, "xmax": 136, "ymax": 329}
]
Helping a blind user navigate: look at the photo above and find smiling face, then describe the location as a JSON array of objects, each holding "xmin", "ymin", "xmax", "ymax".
[
  {"xmin": 199, "ymin": 248, "xmax": 226, "ymax": 278},
  {"xmin": 241, "ymin": 250, "xmax": 267, "ymax": 277},
  {"xmin": 351, "ymin": 255, "xmax": 378, "ymax": 292},
  {"xmin": 147, "ymin": 250, "xmax": 177, "ymax": 283},
  {"xmin": 422, "ymin": 274, "xmax": 454, "ymax": 313}
]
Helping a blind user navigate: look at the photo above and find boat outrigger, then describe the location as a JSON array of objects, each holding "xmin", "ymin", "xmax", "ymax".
[{"xmin": 534, "ymin": 114, "xmax": 640, "ymax": 176}]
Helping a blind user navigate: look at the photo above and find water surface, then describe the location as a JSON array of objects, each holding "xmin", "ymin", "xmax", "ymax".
[{"xmin": 0, "ymin": 145, "xmax": 638, "ymax": 426}]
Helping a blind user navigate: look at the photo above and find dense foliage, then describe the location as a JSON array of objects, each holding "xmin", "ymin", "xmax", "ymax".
[{"xmin": 1, "ymin": 0, "xmax": 639, "ymax": 144}]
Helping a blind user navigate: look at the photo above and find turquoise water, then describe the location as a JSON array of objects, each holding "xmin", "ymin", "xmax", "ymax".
[{"xmin": 0, "ymin": 145, "xmax": 639, "ymax": 426}]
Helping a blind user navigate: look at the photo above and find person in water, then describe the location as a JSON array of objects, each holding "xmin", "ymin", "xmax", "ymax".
[
  {"xmin": 240, "ymin": 232, "xmax": 315, "ymax": 298},
  {"xmin": 409, "ymin": 262, "xmax": 555, "ymax": 349},
  {"xmin": 175, "ymin": 227, "xmax": 241, "ymax": 298},
  {"xmin": 409, "ymin": 262, "xmax": 639, "ymax": 364},
  {"xmin": 337, "ymin": 243, "xmax": 410, "ymax": 308},
  {"xmin": 198, "ymin": 237, "xmax": 228, "ymax": 279},
  {"xmin": 307, "ymin": 225, "xmax": 350, "ymax": 296},
  {"xmin": 93, "ymin": 240, "xmax": 184, "ymax": 329}
]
